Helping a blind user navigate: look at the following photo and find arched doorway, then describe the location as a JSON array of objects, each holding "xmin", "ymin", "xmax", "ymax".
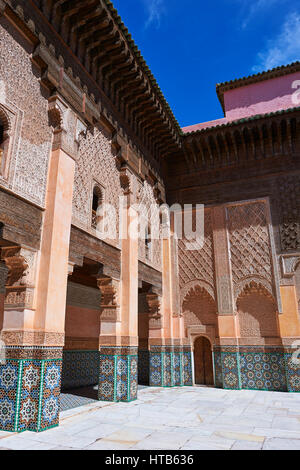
[{"xmin": 194, "ymin": 336, "xmax": 214, "ymax": 386}]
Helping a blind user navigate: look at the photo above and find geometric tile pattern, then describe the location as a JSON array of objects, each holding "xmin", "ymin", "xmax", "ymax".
[
  {"xmin": 173, "ymin": 351, "xmax": 182, "ymax": 386},
  {"xmin": 182, "ymin": 348, "xmax": 193, "ymax": 386},
  {"xmin": 39, "ymin": 360, "xmax": 62, "ymax": 431},
  {"xmin": 0, "ymin": 357, "xmax": 62, "ymax": 433},
  {"xmin": 61, "ymin": 351, "xmax": 99, "ymax": 390},
  {"xmin": 221, "ymin": 352, "xmax": 241, "ymax": 390},
  {"xmin": 213, "ymin": 347, "xmax": 297, "ymax": 393},
  {"xmin": 148, "ymin": 346, "xmax": 193, "ymax": 388},
  {"xmin": 98, "ymin": 347, "xmax": 138, "ymax": 403},
  {"xmin": 213, "ymin": 350, "xmax": 223, "ymax": 388},
  {"xmin": 240, "ymin": 352, "xmax": 286, "ymax": 392},
  {"xmin": 285, "ymin": 353, "xmax": 300, "ymax": 392},
  {"xmin": 149, "ymin": 351, "xmax": 163, "ymax": 387}
]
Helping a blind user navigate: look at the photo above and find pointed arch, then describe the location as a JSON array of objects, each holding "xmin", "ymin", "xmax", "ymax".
[
  {"xmin": 237, "ymin": 281, "xmax": 279, "ymax": 339},
  {"xmin": 182, "ymin": 281, "xmax": 218, "ymax": 333}
]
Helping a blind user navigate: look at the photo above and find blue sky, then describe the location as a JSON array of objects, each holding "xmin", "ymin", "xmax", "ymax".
[{"xmin": 112, "ymin": 0, "xmax": 300, "ymax": 127}]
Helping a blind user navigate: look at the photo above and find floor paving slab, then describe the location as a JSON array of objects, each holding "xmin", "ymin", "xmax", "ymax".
[{"xmin": 1, "ymin": 386, "xmax": 300, "ymax": 450}]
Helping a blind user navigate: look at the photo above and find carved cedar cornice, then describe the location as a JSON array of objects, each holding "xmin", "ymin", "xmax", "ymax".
[
  {"xmin": 7, "ymin": 0, "xmax": 181, "ymax": 166},
  {"xmin": 182, "ymin": 110, "xmax": 300, "ymax": 171}
]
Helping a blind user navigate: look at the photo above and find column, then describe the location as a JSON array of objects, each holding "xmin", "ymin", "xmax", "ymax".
[
  {"xmin": 212, "ymin": 206, "xmax": 240, "ymax": 390},
  {"xmin": 98, "ymin": 168, "xmax": 138, "ymax": 402},
  {"xmin": 280, "ymin": 285, "xmax": 300, "ymax": 392},
  {"xmin": 148, "ymin": 224, "xmax": 190, "ymax": 388},
  {"xmin": 0, "ymin": 261, "xmax": 8, "ymax": 332},
  {"xmin": 0, "ymin": 95, "xmax": 77, "ymax": 432}
]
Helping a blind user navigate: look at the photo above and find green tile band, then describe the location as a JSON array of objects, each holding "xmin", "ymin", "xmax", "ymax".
[
  {"xmin": 170, "ymin": 352, "xmax": 174, "ymax": 387},
  {"xmin": 180, "ymin": 351, "xmax": 183, "ymax": 386},
  {"xmin": 161, "ymin": 352, "xmax": 164, "ymax": 387},
  {"xmin": 113, "ymin": 355, "xmax": 118, "ymax": 402},
  {"xmin": 127, "ymin": 356, "xmax": 130, "ymax": 402},
  {"xmin": 37, "ymin": 361, "xmax": 45, "ymax": 431},
  {"xmin": 14, "ymin": 360, "xmax": 23, "ymax": 433}
]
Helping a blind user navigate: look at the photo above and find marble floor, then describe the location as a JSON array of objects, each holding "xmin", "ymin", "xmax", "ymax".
[{"xmin": 1, "ymin": 386, "xmax": 300, "ymax": 450}]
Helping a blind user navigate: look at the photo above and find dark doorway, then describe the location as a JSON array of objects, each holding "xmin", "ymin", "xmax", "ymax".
[{"xmin": 194, "ymin": 337, "xmax": 214, "ymax": 386}]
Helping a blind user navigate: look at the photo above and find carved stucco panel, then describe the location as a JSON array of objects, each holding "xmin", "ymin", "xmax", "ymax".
[
  {"xmin": 178, "ymin": 209, "xmax": 214, "ymax": 293},
  {"xmin": 295, "ymin": 262, "xmax": 300, "ymax": 314},
  {"xmin": 137, "ymin": 179, "xmax": 162, "ymax": 271},
  {"xmin": 227, "ymin": 201, "xmax": 274, "ymax": 300},
  {"xmin": 276, "ymin": 176, "xmax": 300, "ymax": 252},
  {"xmin": 72, "ymin": 126, "xmax": 122, "ymax": 247},
  {"xmin": 0, "ymin": 22, "xmax": 53, "ymax": 206}
]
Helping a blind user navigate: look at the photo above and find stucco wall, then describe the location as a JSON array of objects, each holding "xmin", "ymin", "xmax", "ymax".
[
  {"xmin": 224, "ymin": 72, "xmax": 300, "ymax": 121},
  {"xmin": 0, "ymin": 17, "xmax": 52, "ymax": 207}
]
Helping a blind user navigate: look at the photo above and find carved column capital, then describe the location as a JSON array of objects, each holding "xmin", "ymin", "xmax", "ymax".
[
  {"xmin": 0, "ymin": 261, "xmax": 8, "ymax": 294},
  {"xmin": 97, "ymin": 276, "xmax": 120, "ymax": 323},
  {"xmin": 1, "ymin": 247, "xmax": 37, "ymax": 311},
  {"xmin": 48, "ymin": 94, "xmax": 82, "ymax": 161},
  {"xmin": 1, "ymin": 247, "xmax": 28, "ymax": 287},
  {"xmin": 67, "ymin": 262, "xmax": 75, "ymax": 276},
  {"xmin": 281, "ymin": 254, "xmax": 300, "ymax": 278},
  {"xmin": 146, "ymin": 292, "xmax": 162, "ymax": 329}
]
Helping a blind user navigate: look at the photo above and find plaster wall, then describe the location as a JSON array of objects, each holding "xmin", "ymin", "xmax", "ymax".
[{"xmin": 224, "ymin": 72, "xmax": 300, "ymax": 121}]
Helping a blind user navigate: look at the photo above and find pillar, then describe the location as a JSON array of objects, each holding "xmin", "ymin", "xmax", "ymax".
[
  {"xmin": 211, "ymin": 206, "xmax": 241, "ymax": 390},
  {"xmin": 148, "ymin": 224, "xmax": 191, "ymax": 388},
  {"xmin": 98, "ymin": 169, "xmax": 138, "ymax": 402},
  {"xmin": 279, "ymin": 285, "xmax": 300, "ymax": 392},
  {"xmin": 0, "ymin": 261, "xmax": 8, "ymax": 332},
  {"xmin": 0, "ymin": 95, "xmax": 77, "ymax": 432}
]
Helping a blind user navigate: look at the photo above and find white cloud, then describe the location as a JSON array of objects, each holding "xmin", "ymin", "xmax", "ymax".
[
  {"xmin": 142, "ymin": 0, "xmax": 165, "ymax": 29},
  {"xmin": 240, "ymin": 0, "xmax": 282, "ymax": 29},
  {"xmin": 252, "ymin": 12, "xmax": 300, "ymax": 72},
  {"xmin": 232, "ymin": 0, "xmax": 286, "ymax": 29}
]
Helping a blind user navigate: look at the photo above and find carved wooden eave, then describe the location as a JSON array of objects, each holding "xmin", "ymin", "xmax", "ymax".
[
  {"xmin": 182, "ymin": 108, "xmax": 300, "ymax": 171},
  {"xmin": 0, "ymin": 0, "xmax": 182, "ymax": 170}
]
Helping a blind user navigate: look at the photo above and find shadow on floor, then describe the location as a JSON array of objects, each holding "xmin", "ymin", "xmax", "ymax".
[
  {"xmin": 60, "ymin": 384, "xmax": 150, "ymax": 412},
  {"xmin": 60, "ymin": 385, "xmax": 99, "ymax": 412}
]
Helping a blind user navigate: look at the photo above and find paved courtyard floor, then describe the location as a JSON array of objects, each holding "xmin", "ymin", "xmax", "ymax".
[{"xmin": 1, "ymin": 386, "xmax": 300, "ymax": 450}]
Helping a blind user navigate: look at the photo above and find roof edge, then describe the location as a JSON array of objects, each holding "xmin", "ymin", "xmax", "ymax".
[
  {"xmin": 216, "ymin": 61, "xmax": 300, "ymax": 114},
  {"xmin": 183, "ymin": 105, "xmax": 300, "ymax": 136}
]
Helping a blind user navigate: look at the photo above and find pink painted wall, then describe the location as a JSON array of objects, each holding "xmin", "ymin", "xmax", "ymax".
[
  {"xmin": 65, "ymin": 305, "xmax": 100, "ymax": 338},
  {"xmin": 224, "ymin": 71, "xmax": 300, "ymax": 121}
]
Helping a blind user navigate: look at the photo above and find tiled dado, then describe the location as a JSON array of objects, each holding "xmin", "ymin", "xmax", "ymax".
[
  {"xmin": 214, "ymin": 346, "xmax": 300, "ymax": 392},
  {"xmin": 148, "ymin": 346, "xmax": 193, "ymax": 388},
  {"xmin": 98, "ymin": 347, "xmax": 138, "ymax": 402},
  {"xmin": 284, "ymin": 350, "xmax": 300, "ymax": 392},
  {"xmin": 213, "ymin": 348, "xmax": 241, "ymax": 390},
  {"xmin": 61, "ymin": 350, "xmax": 99, "ymax": 390},
  {"xmin": 0, "ymin": 347, "xmax": 62, "ymax": 433}
]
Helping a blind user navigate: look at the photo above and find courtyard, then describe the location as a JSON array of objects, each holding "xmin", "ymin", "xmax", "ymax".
[{"xmin": 1, "ymin": 386, "xmax": 300, "ymax": 450}]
